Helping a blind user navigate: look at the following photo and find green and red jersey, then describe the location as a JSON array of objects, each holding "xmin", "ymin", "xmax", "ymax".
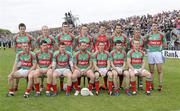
[
  {"xmin": 36, "ymin": 35, "xmax": 55, "ymax": 52},
  {"xmin": 127, "ymin": 49, "xmax": 145, "ymax": 69},
  {"xmin": 55, "ymin": 32, "xmax": 74, "ymax": 52},
  {"xmin": 145, "ymin": 32, "xmax": 167, "ymax": 52},
  {"xmin": 53, "ymin": 50, "xmax": 72, "ymax": 69},
  {"xmin": 111, "ymin": 34, "xmax": 129, "ymax": 50},
  {"xmin": 130, "ymin": 36, "xmax": 145, "ymax": 50},
  {"xmin": 14, "ymin": 33, "xmax": 34, "ymax": 53},
  {"xmin": 16, "ymin": 51, "xmax": 36, "ymax": 70},
  {"xmin": 110, "ymin": 50, "xmax": 126, "ymax": 67},
  {"xmin": 74, "ymin": 51, "xmax": 92, "ymax": 69},
  {"xmin": 36, "ymin": 51, "xmax": 53, "ymax": 68},
  {"xmin": 75, "ymin": 35, "xmax": 93, "ymax": 52},
  {"xmin": 94, "ymin": 34, "xmax": 110, "ymax": 51},
  {"xmin": 93, "ymin": 51, "xmax": 110, "ymax": 68}
]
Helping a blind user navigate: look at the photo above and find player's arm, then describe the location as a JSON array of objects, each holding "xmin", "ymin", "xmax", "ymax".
[
  {"xmin": 93, "ymin": 53, "xmax": 99, "ymax": 71},
  {"xmin": 52, "ymin": 52, "xmax": 57, "ymax": 71},
  {"xmin": 162, "ymin": 33, "xmax": 168, "ymax": 49},
  {"xmin": 127, "ymin": 52, "xmax": 134, "ymax": 70},
  {"xmin": 69, "ymin": 53, "xmax": 74, "ymax": 72}
]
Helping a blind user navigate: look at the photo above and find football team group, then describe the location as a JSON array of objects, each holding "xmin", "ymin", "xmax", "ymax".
[{"xmin": 7, "ymin": 21, "xmax": 167, "ymax": 98}]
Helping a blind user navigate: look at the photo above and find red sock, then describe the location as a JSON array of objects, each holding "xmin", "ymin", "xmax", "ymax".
[
  {"xmin": 95, "ymin": 81, "xmax": 99, "ymax": 92},
  {"xmin": 60, "ymin": 81, "xmax": 64, "ymax": 90},
  {"xmin": 9, "ymin": 88, "xmax": 14, "ymax": 92},
  {"xmin": 35, "ymin": 83, "xmax": 40, "ymax": 92},
  {"xmin": 88, "ymin": 83, "xmax": 93, "ymax": 91},
  {"xmin": 66, "ymin": 85, "xmax": 71, "ymax": 93},
  {"xmin": 25, "ymin": 88, "xmax": 31, "ymax": 93},
  {"xmin": 115, "ymin": 89, "xmax": 120, "ymax": 93},
  {"xmin": 130, "ymin": 81, "xmax": 136, "ymax": 92},
  {"xmin": 151, "ymin": 82, "xmax": 154, "ymax": 89},
  {"xmin": 125, "ymin": 88, "xmax": 130, "ymax": 93},
  {"xmin": 78, "ymin": 77, "xmax": 81, "ymax": 86},
  {"xmin": 46, "ymin": 83, "xmax": 51, "ymax": 91},
  {"xmin": 73, "ymin": 81, "xmax": 80, "ymax": 91},
  {"xmin": 52, "ymin": 85, "xmax": 57, "ymax": 93},
  {"xmin": 108, "ymin": 80, "xmax": 113, "ymax": 92},
  {"xmin": 146, "ymin": 81, "xmax": 151, "ymax": 92},
  {"xmin": 103, "ymin": 77, "xmax": 107, "ymax": 87}
]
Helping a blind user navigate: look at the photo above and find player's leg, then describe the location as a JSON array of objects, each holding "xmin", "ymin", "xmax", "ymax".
[
  {"xmin": 86, "ymin": 70, "xmax": 95, "ymax": 96},
  {"xmin": 123, "ymin": 70, "xmax": 131, "ymax": 96},
  {"xmin": 63, "ymin": 69, "xmax": 72, "ymax": 96},
  {"xmin": 45, "ymin": 69, "xmax": 53, "ymax": 96},
  {"xmin": 24, "ymin": 71, "xmax": 34, "ymax": 98},
  {"xmin": 51, "ymin": 70, "xmax": 61, "ymax": 96},
  {"xmin": 129, "ymin": 69, "xmax": 137, "ymax": 95},
  {"xmin": 33, "ymin": 69, "xmax": 41, "ymax": 95},
  {"xmin": 71, "ymin": 69, "xmax": 81, "ymax": 96},
  {"xmin": 149, "ymin": 64, "xmax": 155, "ymax": 90},
  {"xmin": 94, "ymin": 71, "xmax": 100, "ymax": 95},
  {"xmin": 141, "ymin": 69, "xmax": 151, "ymax": 95},
  {"xmin": 156, "ymin": 63, "xmax": 163, "ymax": 91},
  {"xmin": 112, "ymin": 70, "xmax": 119, "ymax": 96},
  {"xmin": 107, "ymin": 71, "xmax": 113, "ymax": 95},
  {"xmin": 7, "ymin": 72, "xmax": 15, "ymax": 96}
]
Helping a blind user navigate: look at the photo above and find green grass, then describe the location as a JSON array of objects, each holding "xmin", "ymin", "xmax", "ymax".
[{"xmin": 0, "ymin": 48, "xmax": 180, "ymax": 111}]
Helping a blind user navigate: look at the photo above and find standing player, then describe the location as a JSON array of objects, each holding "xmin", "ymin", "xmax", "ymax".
[
  {"xmin": 111, "ymin": 24, "xmax": 129, "ymax": 51},
  {"xmin": 74, "ymin": 24, "xmax": 93, "ymax": 52},
  {"xmin": 7, "ymin": 43, "xmax": 36, "ymax": 98},
  {"xmin": 94, "ymin": 24, "xmax": 110, "ymax": 52},
  {"xmin": 55, "ymin": 22, "xmax": 75, "ymax": 52},
  {"xmin": 33, "ymin": 40, "xmax": 53, "ymax": 96},
  {"xmin": 72, "ymin": 42, "xmax": 95, "ymax": 96},
  {"xmin": 110, "ymin": 40, "xmax": 131, "ymax": 96},
  {"xmin": 36, "ymin": 26, "xmax": 56, "ymax": 52},
  {"xmin": 51, "ymin": 42, "xmax": 73, "ymax": 96},
  {"xmin": 145, "ymin": 23, "xmax": 167, "ymax": 91},
  {"xmin": 93, "ymin": 42, "xmax": 112, "ymax": 95},
  {"xmin": 127, "ymin": 40, "xmax": 151, "ymax": 95}
]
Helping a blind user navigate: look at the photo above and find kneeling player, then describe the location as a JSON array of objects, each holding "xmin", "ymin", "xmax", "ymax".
[
  {"xmin": 127, "ymin": 40, "xmax": 151, "ymax": 95},
  {"xmin": 110, "ymin": 41, "xmax": 131, "ymax": 96},
  {"xmin": 51, "ymin": 42, "xmax": 73, "ymax": 96},
  {"xmin": 7, "ymin": 43, "xmax": 36, "ymax": 98},
  {"xmin": 93, "ymin": 42, "xmax": 112, "ymax": 95},
  {"xmin": 33, "ymin": 40, "xmax": 53, "ymax": 96},
  {"xmin": 72, "ymin": 42, "xmax": 95, "ymax": 96}
]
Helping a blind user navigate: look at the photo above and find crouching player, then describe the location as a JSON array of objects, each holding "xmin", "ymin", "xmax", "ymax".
[
  {"xmin": 7, "ymin": 43, "xmax": 36, "ymax": 98},
  {"xmin": 110, "ymin": 40, "xmax": 131, "ymax": 96},
  {"xmin": 93, "ymin": 42, "xmax": 112, "ymax": 96},
  {"xmin": 51, "ymin": 42, "xmax": 73, "ymax": 96},
  {"xmin": 127, "ymin": 40, "xmax": 151, "ymax": 95},
  {"xmin": 33, "ymin": 40, "xmax": 53, "ymax": 96},
  {"xmin": 72, "ymin": 42, "xmax": 95, "ymax": 96}
]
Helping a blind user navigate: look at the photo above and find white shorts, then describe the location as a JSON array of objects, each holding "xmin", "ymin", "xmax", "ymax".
[
  {"xmin": 129, "ymin": 68, "xmax": 146, "ymax": 75},
  {"xmin": 115, "ymin": 67, "xmax": 123, "ymax": 74},
  {"xmin": 16, "ymin": 69, "xmax": 29, "ymax": 77},
  {"xmin": 98, "ymin": 68, "xmax": 108, "ymax": 77},
  {"xmin": 54, "ymin": 68, "xmax": 71, "ymax": 76},
  {"xmin": 147, "ymin": 52, "xmax": 164, "ymax": 64}
]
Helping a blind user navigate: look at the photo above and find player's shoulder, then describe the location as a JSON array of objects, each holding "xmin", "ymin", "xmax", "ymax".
[
  {"xmin": 30, "ymin": 51, "xmax": 36, "ymax": 55},
  {"xmin": 53, "ymin": 50, "xmax": 59, "ymax": 55}
]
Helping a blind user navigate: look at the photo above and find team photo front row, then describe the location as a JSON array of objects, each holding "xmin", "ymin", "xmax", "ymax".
[{"xmin": 7, "ymin": 40, "xmax": 153, "ymax": 98}]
